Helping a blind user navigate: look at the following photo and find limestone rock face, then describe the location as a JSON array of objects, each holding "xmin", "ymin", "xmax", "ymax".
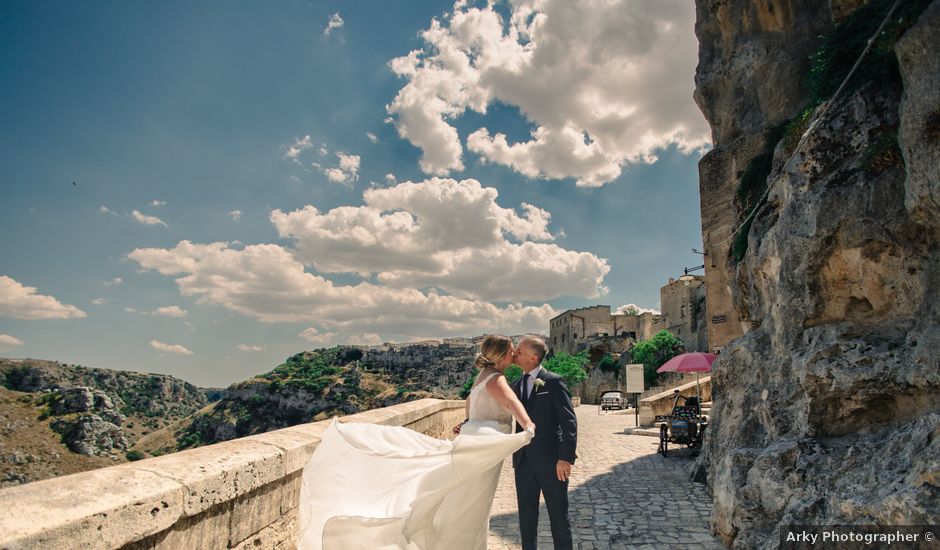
[
  {"xmin": 693, "ymin": 0, "xmax": 832, "ymax": 144},
  {"xmin": 51, "ymin": 387, "xmax": 125, "ymax": 426},
  {"xmin": 50, "ymin": 414, "xmax": 128, "ymax": 456},
  {"xmin": 695, "ymin": 1, "xmax": 940, "ymax": 547}
]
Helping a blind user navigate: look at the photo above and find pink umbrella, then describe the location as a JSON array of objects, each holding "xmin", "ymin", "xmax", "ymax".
[
  {"xmin": 656, "ymin": 352, "xmax": 717, "ymax": 402},
  {"xmin": 656, "ymin": 352, "xmax": 716, "ymax": 373}
]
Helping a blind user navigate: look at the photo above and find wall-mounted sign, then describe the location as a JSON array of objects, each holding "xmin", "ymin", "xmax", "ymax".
[{"xmin": 712, "ymin": 315, "xmax": 727, "ymax": 324}]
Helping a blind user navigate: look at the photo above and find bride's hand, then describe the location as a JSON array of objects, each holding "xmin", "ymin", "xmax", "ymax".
[{"xmin": 524, "ymin": 422, "xmax": 536, "ymax": 433}]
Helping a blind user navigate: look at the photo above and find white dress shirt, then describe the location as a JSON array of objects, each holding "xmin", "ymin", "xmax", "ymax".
[{"xmin": 523, "ymin": 366, "xmax": 543, "ymax": 399}]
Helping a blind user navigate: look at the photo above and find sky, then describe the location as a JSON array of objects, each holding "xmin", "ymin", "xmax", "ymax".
[{"xmin": 0, "ymin": 0, "xmax": 709, "ymax": 387}]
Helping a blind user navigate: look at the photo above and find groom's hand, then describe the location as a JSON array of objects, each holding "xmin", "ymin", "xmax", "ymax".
[{"xmin": 556, "ymin": 459, "xmax": 572, "ymax": 482}]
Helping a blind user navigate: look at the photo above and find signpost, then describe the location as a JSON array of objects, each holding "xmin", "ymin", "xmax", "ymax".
[{"xmin": 625, "ymin": 364, "xmax": 644, "ymax": 427}]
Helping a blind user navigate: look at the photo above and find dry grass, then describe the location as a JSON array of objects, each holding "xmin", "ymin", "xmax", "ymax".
[{"xmin": 0, "ymin": 387, "xmax": 120, "ymax": 488}]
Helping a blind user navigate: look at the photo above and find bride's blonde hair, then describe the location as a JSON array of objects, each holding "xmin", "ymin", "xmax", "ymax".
[{"xmin": 474, "ymin": 334, "xmax": 512, "ymax": 371}]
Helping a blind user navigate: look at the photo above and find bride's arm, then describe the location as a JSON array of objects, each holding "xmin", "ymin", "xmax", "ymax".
[{"xmin": 485, "ymin": 375, "xmax": 535, "ymax": 430}]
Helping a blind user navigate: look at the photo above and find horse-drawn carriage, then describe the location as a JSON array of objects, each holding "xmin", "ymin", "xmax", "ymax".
[{"xmin": 656, "ymin": 391, "xmax": 707, "ymax": 456}]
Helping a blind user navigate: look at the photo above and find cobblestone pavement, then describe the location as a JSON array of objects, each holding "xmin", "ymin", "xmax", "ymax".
[{"xmin": 487, "ymin": 406, "xmax": 725, "ymax": 550}]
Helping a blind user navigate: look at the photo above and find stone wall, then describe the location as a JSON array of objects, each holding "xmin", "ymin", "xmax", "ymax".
[
  {"xmin": 660, "ymin": 276, "xmax": 709, "ymax": 352},
  {"xmin": 694, "ymin": 0, "xmax": 940, "ymax": 547},
  {"xmin": 0, "ymin": 399, "xmax": 465, "ymax": 549},
  {"xmin": 549, "ymin": 306, "xmax": 663, "ymax": 355}
]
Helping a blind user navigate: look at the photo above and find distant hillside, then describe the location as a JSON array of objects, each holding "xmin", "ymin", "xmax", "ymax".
[
  {"xmin": 0, "ymin": 358, "xmax": 213, "ymax": 422},
  {"xmin": 0, "ymin": 339, "xmax": 490, "ymax": 486},
  {"xmin": 0, "ymin": 358, "xmax": 215, "ymax": 488},
  {"xmin": 160, "ymin": 343, "xmax": 476, "ymax": 452}
]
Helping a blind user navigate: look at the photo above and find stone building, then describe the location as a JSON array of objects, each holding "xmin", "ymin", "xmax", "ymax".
[
  {"xmin": 660, "ymin": 275, "xmax": 708, "ymax": 352},
  {"xmin": 548, "ymin": 306, "xmax": 663, "ymax": 355}
]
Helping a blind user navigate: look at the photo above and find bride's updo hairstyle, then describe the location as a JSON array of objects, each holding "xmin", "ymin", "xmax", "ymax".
[{"xmin": 474, "ymin": 334, "xmax": 512, "ymax": 371}]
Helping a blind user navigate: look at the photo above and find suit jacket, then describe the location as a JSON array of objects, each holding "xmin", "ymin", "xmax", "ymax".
[{"xmin": 512, "ymin": 368, "xmax": 578, "ymax": 473}]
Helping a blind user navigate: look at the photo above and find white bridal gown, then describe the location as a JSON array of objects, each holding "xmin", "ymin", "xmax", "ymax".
[{"xmin": 297, "ymin": 372, "xmax": 533, "ymax": 550}]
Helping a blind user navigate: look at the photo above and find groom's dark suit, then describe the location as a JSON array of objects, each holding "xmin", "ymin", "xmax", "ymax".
[{"xmin": 513, "ymin": 368, "xmax": 577, "ymax": 550}]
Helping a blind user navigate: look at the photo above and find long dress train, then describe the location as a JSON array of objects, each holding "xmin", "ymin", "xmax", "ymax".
[{"xmin": 297, "ymin": 372, "xmax": 532, "ymax": 550}]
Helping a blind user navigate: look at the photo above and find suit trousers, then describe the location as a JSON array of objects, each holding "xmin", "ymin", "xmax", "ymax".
[{"xmin": 514, "ymin": 455, "xmax": 573, "ymax": 550}]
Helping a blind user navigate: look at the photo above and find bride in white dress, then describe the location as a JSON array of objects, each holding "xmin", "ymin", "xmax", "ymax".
[{"xmin": 297, "ymin": 334, "xmax": 536, "ymax": 550}]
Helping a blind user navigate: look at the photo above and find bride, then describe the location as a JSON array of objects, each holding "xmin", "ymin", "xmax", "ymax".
[{"xmin": 297, "ymin": 334, "xmax": 536, "ymax": 549}]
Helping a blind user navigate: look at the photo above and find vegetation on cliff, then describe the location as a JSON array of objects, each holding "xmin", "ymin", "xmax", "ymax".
[
  {"xmin": 731, "ymin": 0, "xmax": 932, "ymax": 262},
  {"xmin": 629, "ymin": 330, "xmax": 684, "ymax": 385},
  {"xmin": 173, "ymin": 348, "xmax": 434, "ymax": 450}
]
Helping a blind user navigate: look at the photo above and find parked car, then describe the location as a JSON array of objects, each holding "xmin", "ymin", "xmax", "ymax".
[{"xmin": 600, "ymin": 390, "xmax": 627, "ymax": 411}]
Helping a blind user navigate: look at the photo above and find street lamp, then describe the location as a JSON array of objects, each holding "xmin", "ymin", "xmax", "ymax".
[{"xmin": 678, "ymin": 265, "xmax": 704, "ymax": 283}]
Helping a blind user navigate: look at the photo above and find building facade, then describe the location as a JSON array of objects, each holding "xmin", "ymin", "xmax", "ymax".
[
  {"xmin": 548, "ymin": 306, "xmax": 664, "ymax": 355},
  {"xmin": 659, "ymin": 275, "xmax": 708, "ymax": 352}
]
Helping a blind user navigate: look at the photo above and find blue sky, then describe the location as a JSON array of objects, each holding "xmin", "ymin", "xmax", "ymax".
[{"xmin": 0, "ymin": 0, "xmax": 708, "ymax": 386}]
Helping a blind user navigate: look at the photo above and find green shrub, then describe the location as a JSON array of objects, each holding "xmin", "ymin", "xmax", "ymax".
[
  {"xmin": 126, "ymin": 450, "xmax": 145, "ymax": 461},
  {"xmin": 598, "ymin": 354, "xmax": 619, "ymax": 374}
]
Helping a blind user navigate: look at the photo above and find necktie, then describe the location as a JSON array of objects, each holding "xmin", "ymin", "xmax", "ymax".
[{"xmin": 522, "ymin": 373, "xmax": 530, "ymax": 401}]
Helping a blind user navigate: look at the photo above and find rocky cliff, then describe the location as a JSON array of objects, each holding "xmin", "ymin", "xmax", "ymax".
[
  {"xmin": 0, "ymin": 359, "xmax": 213, "ymax": 486},
  {"xmin": 168, "ymin": 343, "xmax": 477, "ymax": 450},
  {"xmin": 694, "ymin": 1, "xmax": 939, "ymax": 547},
  {"xmin": 0, "ymin": 358, "xmax": 211, "ymax": 423}
]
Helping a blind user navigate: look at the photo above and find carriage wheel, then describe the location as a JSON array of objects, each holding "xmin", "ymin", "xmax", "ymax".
[{"xmin": 658, "ymin": 425, "xmax": 668, "ymax": 457}]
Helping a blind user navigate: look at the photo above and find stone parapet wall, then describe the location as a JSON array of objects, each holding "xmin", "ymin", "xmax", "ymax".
[{"xmin": 0, "ymin": 399, "xmax": 465, "ymax": 550}]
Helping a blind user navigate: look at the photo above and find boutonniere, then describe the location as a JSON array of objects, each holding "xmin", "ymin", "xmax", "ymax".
[{"xmin": 533, "ymin": 379, "xmax": 546, "ymax": 389}]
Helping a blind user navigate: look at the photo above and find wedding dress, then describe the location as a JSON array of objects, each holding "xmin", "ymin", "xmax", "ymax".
[{"xmin": 297, "ymin": 372, "xmax": 533, "ymax": 550}]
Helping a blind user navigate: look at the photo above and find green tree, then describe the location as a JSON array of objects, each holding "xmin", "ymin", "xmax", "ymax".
[
  {"xmin": 542, "ymin": 351, "xmax": 589, "ymax": 388},
  {"xmin": 597, "ymin": 353, "xmax": 619, "ymax": 374},
  {"xmin": 620, "ymin": 305, "xmax": 640, "ymax": 316},
  {"xmin": 630, "ymin": 330, "xmax": 685, "ymax": 386}
]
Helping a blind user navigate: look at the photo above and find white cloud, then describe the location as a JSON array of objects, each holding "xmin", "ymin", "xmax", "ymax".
[
  {"xmin": 615, "ymin": 303, "xmax": 661, "ymax": 316},
  {"xmin": 0, "ymin": 276, "xmax": 87, "ymax": 320},
  {"xmin": 104, "ymin": 277, "xmax": 123, "ymax": 286},
  {"xmin": 229, "ymin": 210, "xmax": 242, "ymax": 222},
  {"xmin": 98, "ymin": 205, "xmax": 117, "ymax": 215},
  {"xmin": 385, "ymin": 173, "xmax": 397, "ymax": 183},
  {"xmin": 300, "ymin": 328, "xmax": 383, "ymax": 347},
  {"xmin": 91, "ymin": 298, "xmax": 107, "ymax": 305},
  {"xmin": 271, "ymin": 177, "xmax": 608, "ymax": 301},
  {"xmin": 149, "ymin": 340, "xmax": 193, "ymax": 355},
  {"xmin": 319, "ymin": 146, "xmax": 328, "ymax": 156},
  {"xmin": 387, "ymin": 0, "xmax": 709, "ymax": 186},
  {"xmin": 299, "ymin": 327, "xmax": 339, "ymax": 345},
  {"xmin": 150, "ymin": 200, "xmax": 167, "ymax": 207},
  {"xmin": 125, "ymin": 307, "xmax": 138, "ymax": 314},
  {"xmin": 0, "ymin": 334, "xmax": 25, "ymax": 350},
  {"xmin": 152, "ymin": 305, "xmax": 188, "ymax": 318},
  {"xmin": 128, "ymin": 240, "xmax": 555, "ymax": 337},
  {"xmin": 237, "ymin": 344, "xmax": 265, "ymax": 352},
  {"xmin": 131, "ymin": 210, "xmax": 168, "ymax": 227},
  {"xmin": 284, "ymin": 135, "xmax": 314, "ymax": 163},
  {"xmin": 324, "ymin": 12, "xmax": 344, "ymax": 36},
  {"xmin": 321, "ymin": 152, "xmax": 361, "ymax": 184},
  {"xmin": 367, "ymin": 132, "xmax": 379, "ymax": 143}
]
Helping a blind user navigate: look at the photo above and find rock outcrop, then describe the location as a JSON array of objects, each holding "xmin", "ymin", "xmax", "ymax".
[
  {"xmin": 0, "ymin": 358, "xmax": 210, "ymax": 421},
  {"xmin": 45, "ymin": 386, "xmax": 129, "ymax": 456},
  {"xmin": 694, "ymin": 1, "xmax": 940, "ymax": 547},
  {"xmin": 50, "ymin": 414, "xmax": 128, "ymax": 457}
]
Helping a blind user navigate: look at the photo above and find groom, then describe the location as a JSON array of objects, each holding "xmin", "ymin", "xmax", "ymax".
[{"xmin": 512, "ymin": 335, "xmax": 577, "ymax": 550}]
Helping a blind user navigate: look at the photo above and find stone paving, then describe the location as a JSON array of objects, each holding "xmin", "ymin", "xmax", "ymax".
[{"xmin": 487, "ymin": 406, "xmax": 725, "ymax": 550}]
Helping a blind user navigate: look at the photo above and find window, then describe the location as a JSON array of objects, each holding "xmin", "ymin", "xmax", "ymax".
[
  {"xmin": 562, "ymin": 334, "xmax": 566, "ymax": 343},
  {"xmin": 573, "ymin": 333, "xmax": 578, "ymax": 339}
]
